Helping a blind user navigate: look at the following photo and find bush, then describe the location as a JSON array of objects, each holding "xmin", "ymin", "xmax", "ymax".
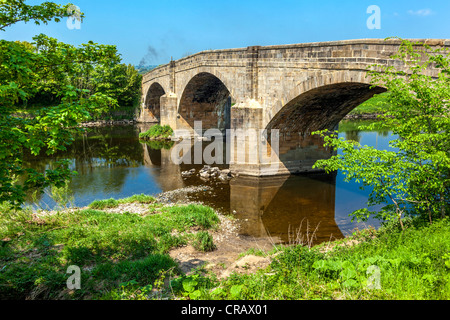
[
  {"xmin": 192, "ymin": 231, "xmax": 216, "ymax": 252},
  {"xmin": 139, "ymin": 125, "xmax": 173, "ymax": 140},
  {"xmin": 88, "ymin": 198, "xmax": 119, "ymax": 210}
]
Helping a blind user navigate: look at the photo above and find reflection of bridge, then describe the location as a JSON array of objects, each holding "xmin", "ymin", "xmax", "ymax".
[
  {"xmin": 230, "ymin": 174, "xmax": 343, "ymax": 245},
  {"xmin": 139, "ymin": 39, "xmax": 448, "ymax": 176},
  {"xmin": 140, "ymin": 131, "xmax": 344, "ymax": 245}
]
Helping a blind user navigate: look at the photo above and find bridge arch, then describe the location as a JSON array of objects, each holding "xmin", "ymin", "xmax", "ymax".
[
  {"xmin": 178, "ymin": 71, "xmax": 232, "ymax": 132},
  {"xmin": 262, "ymin": 71, "xmax": 386, "ymax": 175},
  {"xmin": 266, "ymin": 71, "xmax": 386, "ymax": 134},
  {"xmin": 143, "ymin": 82, "xmax": 166, "ymax": 122}
]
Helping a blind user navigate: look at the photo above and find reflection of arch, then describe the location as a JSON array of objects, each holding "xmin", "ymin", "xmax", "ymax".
[
  {"xmin": 261, "ymin": 174, "xmax": 343, "ymax": 245},
  {"xmin": 142, "ymin": 142, "xmax": 161, "ymax": 166},
  {"xmin": 178, "ymin": 72, "xmax": 232, "ymax": 131},
  {"xmin": 267, "ymin": 81, "xmax": 386, "ymax": 134},
  {"xmin": 230, "ymin": 174, "xmax": 343, "ymax": 245},
  {"xmin": 144, "ymin": 82, "xmax": 166, "ymax": 122}
]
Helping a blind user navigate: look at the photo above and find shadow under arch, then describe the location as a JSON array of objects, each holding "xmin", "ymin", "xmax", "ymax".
[
  {"xmin": 267, "ymin": 82, "xmax": 386, "ymax": 134},
  {"xmin": 178, "ymin": 72, "xmax": 232, "ymax": 132},
  {"xmin": 144, "ymin": 82, "xmax": 166, "ymax": 122},
  {"xmin": 264, "ymin": 82, "xmax": 386, "ymax": 175}
]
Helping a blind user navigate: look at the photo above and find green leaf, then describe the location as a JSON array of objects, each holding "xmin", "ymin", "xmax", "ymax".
[{"xmin": 230, "ymin": 285, "xmax": 244, "ymax": 299}]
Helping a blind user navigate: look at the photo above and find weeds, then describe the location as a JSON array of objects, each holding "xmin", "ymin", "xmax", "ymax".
[
  {"xmin": 189, "ymin": 217, "xmax": 450, "ymax": 300},
  {"xmin": 139, "ymin": 125, "xmax": 173, "ymax": 141},
  {"xmin": 0, "ymin": 200, "xmax": 219, "ymax": 300},
  {"xmin": 88, "ymin": 194, "xmax": 155, "ymax": 210},
  {"xmin": 192, "ymin": 231, "xmax": 216, "ymax": 252}
]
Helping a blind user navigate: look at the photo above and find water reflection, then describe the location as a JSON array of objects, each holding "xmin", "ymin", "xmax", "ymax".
[
  {"xmin": 24, "ymin": 123, "xmax": 396, "ymax": 244},
  {"xmin": 229, "ymin": 174, "xmax": 343, "ymax": 245}
]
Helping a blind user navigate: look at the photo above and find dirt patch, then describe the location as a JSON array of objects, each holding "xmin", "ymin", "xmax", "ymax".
[{"xmin": 168, "ymin": 213, "xmax": 276, "ymax": 279}]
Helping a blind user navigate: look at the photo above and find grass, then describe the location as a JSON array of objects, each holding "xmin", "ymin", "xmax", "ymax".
[
  {"xmin": 2, "ymin": 193, "xmax": 449, "ymax": 300},
  {"xmin": 88, "ymin": 194, "xmax": 156, "ymax": 210},
  {"xmin": 192, "ymin": 231, "xmax": 216, "ymax": 252},
  {"xmin": 176, "ymin": 217, "xmax": 450, "ymax": 300},
  {"xmin": 139, "ymin": 125, "xmax": 173, "ymax": 141},
  {"xmin": 348, "ymin": 92, "xmax": 392, "ymax": 115},
  {"xmin": 0, "ymin": 200, "xmax": 219, "ymax": 300},
  {"xmin": 338, "ymin": 119, "xmax": 389, "ymax": 134}
]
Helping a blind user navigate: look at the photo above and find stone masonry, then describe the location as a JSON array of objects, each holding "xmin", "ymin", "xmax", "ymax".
[{"xmin": 139, "ymin": 39, "xmax": 449, "ymax": 176}]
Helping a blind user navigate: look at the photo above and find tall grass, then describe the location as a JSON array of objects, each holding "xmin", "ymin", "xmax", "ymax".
[
  {"xmin": 0, "ymin": 202, "xmax": 219, "ymax": 300},
  {"xmin": 189, "ymin": 217, "xmax": 450, "ymax": 300}
]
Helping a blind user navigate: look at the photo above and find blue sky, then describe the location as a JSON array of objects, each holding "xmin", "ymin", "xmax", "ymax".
[{"xmin": 2, "ymin": 0, "xmax": 449, "ymax": 66}]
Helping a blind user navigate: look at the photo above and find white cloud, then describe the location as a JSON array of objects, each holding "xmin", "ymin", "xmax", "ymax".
[{"xmin": 407, "ymin": 9, "xmax": 433, "ymax": 16}]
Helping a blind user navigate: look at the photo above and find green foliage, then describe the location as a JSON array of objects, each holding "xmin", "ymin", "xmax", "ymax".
[
  {"xmin": 101, "ymin": 281, "xmax": 154, "ymax": 300},
  {"xmin": 163, "ymin": 204, "xmax": 220, "ymax": 230},
  {"xmin": 314, "ymin": 38, "xmax": 450, "ymax": 227},
  {"xmin": 88, "ymin": 198, "xmax": 119, "ymax": 210},
  {"xmin": 348, "ymin": 92, "xmax": 391, "ymax": 115},
  {"xmin": 0, "ymin": 200, "xmax": 220, "ymax": 299},
  {"xmin": 0, "ymin": 0, "xmax": 77, "ymax": 32},
  {"xmin": 119, "ymin": 194, "xmax": 155, "ymax": 204},
  {"xmin": 192, "ymin": 231, "xmax": 216, "ymax": 252},
  {"xmin": 0, "ymin": 2, "xmax": 125, "ymax": 207},
  {"xmin": 177, "ymin": 217, "xmax": 450, "ymax": 300},
  {"xmin": 91, "ymin": 63, "xmax": 142, "ymax": 109},
  {"xmin": 47, "ymin": 180, "xmax": 75, "ymax": 210},
  {"xmin": 139, "ymin": 125, "xmax": 173, "ymax": 140},
  {"xmin": 170, "ymin": 272, "xmax": 215, "ymax": 300}
]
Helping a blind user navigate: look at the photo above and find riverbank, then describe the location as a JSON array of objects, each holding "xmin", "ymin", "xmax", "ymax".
[
  {"xmin": 1, "ymin": 185, "xmax": 448, "ymax": 300},
  {"xmin": 0, "ymin": 188, "xmax": 275, "ymax": 300},
  {"xmin": 79, "ymin": 119, "xmax": 139, "ymax": 127},
  {"xmin": 76, "ymin": 109, "xmax": 385, "ymax": 128}
]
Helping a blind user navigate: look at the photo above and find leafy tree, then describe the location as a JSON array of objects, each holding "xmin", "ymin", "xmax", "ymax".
[
  {"xmin": 314, "ymin": 38, "xmax": 450, "ymax": 228},
  {"xmin": 0, "ymin": 1, "xmax": 122, "ymax": 207},
  {"xmin": 92, "ymin": 63, "xmax": 142, "ymax": 108},
  {"xmin": 0, "ymin": 0, "xmax": 80, "ymax": 31}
]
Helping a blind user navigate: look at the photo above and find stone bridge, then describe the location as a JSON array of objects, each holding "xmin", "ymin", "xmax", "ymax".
[{"xmin": 139, "ymin": 38, "xmax": 448, "ymax": 176}]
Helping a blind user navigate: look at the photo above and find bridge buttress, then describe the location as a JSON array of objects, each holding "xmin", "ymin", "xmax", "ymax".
[{"xmin": 160, "ymin": 93, "xmax": 178, "ymax": 129}]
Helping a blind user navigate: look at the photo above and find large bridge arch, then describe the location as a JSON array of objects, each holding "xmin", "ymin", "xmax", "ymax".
[
  {"xmin": 264, "ymin": 70, "xmax": 385, "ymax": 132},
  {"xmin": 261, "ymin": 72, "xmax": 386, "ymax": 176},
  {"xmin": 177, "ymin": 71, "xmax": 233, "ymax": 132},
  {"xmin": 266, "ymin": 71, "xmax": 386, "ymax": 134}
]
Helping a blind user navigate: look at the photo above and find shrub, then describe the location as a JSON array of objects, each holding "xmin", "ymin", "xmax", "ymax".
[
  {"xmin": 192, "ymin": 231, "xmax": 216, "ymax": 252},
  {"xmin": 88, "ymin": 198, "xmax": 119, "ymax": 210},
  {"xmin": 139, "ymin": 125, "xmax": 173, "ymax": 140}
]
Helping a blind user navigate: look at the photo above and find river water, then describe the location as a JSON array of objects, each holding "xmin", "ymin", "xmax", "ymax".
[{"xmin": 24, "ymin": 121, "xmax": 396, "ymax": 245}]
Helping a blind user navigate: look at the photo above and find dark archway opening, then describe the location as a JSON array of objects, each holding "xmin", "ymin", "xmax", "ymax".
[
  {"xmin": 145, "ymin": 83, "xmax": 165, "ymax": 122},
  {"xmin": 178, "ymin": 72, "xmax": 231, "ymax": 132},
  {"xmin": 265, "ymin": 82, "xmax": 386, "ymax": 174}
]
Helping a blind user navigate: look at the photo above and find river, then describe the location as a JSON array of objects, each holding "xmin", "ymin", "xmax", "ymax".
[{"xmin": 23, "ymin": 120, "xmax": 396, "ymax": 245}]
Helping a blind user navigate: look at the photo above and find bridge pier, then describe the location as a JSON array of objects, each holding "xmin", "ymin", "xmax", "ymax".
[
  {"xmin": 228, "ymin": 100, "xmax": 268, "ymax": 176},
  {"xmin": 160, "ymin": 93, "xmax": 178, "ymax": 129}
]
